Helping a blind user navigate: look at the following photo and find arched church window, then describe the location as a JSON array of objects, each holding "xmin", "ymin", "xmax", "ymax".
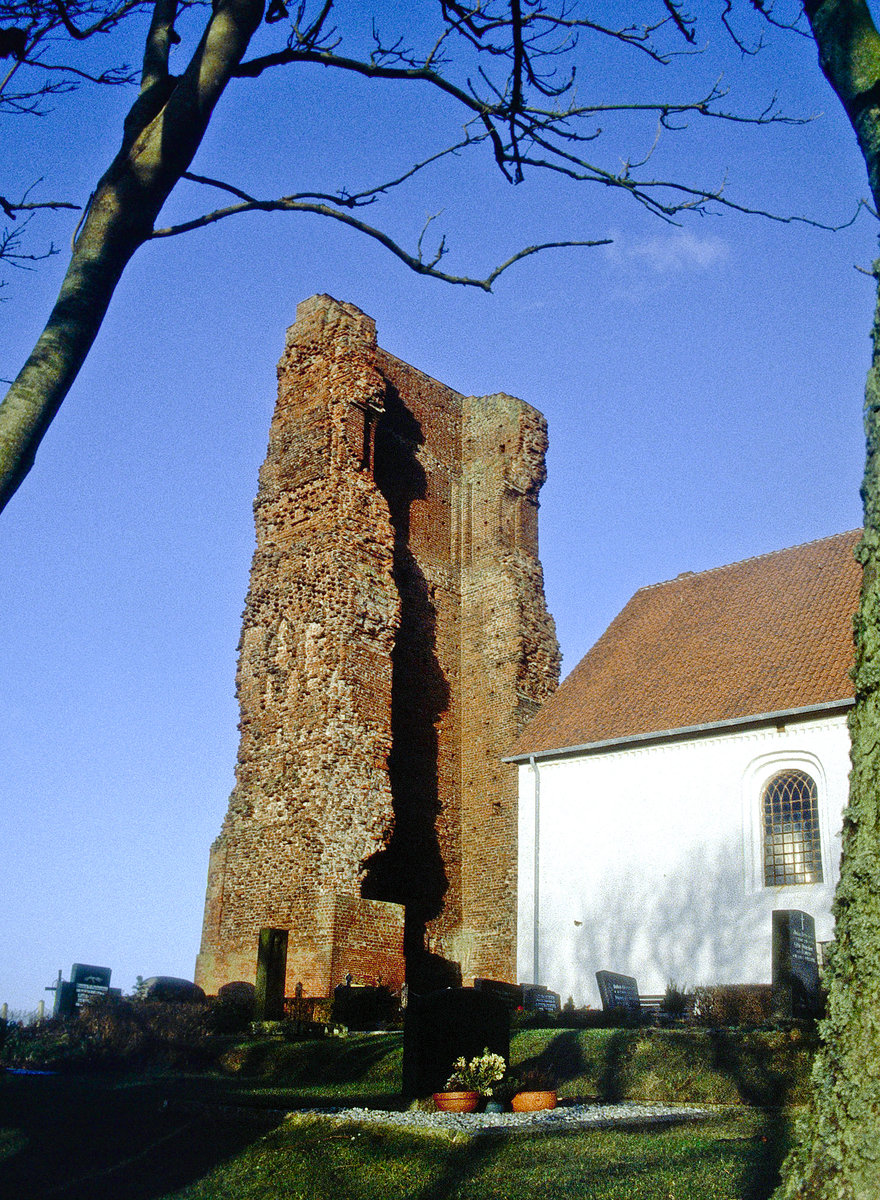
[{"xmin": 762, "ymin": 769, "xmax": 823, "ymax": 887}]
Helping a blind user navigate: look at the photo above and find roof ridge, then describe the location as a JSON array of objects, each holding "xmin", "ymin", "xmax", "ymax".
[{"xmin": 638, "ymin": 529, "xmax": 860, "ymax": 594}]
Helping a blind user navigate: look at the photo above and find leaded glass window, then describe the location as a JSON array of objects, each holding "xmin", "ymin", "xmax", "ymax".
[{"xmin": 762, "ymin": 769, "xmax": 823, "ymax": 886}]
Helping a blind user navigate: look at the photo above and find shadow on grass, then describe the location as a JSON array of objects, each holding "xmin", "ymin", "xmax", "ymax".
[
  {"xmin": 512, "ymin": 1030, "xmax": 591, "ymax": 1088},
  {"xmin": 738, "ymin": 1111, "xmax": 792, "ymax": 1200},
  {"xmin": 0, "ymin": 1072, "xmax": 283, "ymax": 1200},
  {"xmin": 223, "ymin": 1031, "xmax": 402, "ymax": 1087},
  {"xmin": 706, "ymin": 1029, "xmax": 806, "ymax": 1108}
]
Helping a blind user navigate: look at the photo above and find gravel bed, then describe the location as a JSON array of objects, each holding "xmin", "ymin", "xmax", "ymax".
[{"xmin": 289, "ymin": 1102, "xmax": 716, "ymax": 1137}]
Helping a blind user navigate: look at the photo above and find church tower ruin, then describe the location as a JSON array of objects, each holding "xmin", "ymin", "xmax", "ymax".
[{"xmin": 195, "ymin": 295, "xmax": 560, "ymax": 996}]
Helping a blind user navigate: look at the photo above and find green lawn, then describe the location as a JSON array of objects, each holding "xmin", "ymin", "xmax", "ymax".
[
  {"xmin": 170, "ymin": 1110, "xmax": 790, "ymax": 1200},
  {"xmin": 0, "ymin": 1028, "xmax": 808, "ymax": 1200},
  {"xmin": 218, "ymin": 1025, "xmax": 815, "ymax": 1108}
]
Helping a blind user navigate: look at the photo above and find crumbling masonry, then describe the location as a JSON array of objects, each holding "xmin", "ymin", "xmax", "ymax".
[{"xmin": 195, "ymin": 295, "xmax": 560, "ymax": 997}]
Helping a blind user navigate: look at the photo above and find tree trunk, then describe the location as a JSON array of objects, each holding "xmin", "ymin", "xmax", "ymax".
[
  {"xmin": 775, "ymin": 265, "xmax": 880, "ymax": 1200},
  {"xmin": 776, "ymin": 3, "xmax": 880, "ymax": 1196},
  {"xmin": 0, "ymin": 0, "xmax": 264, "ymax": 513}
]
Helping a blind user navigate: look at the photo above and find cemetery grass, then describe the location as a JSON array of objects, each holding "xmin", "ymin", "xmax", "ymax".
[
  {"xmin": 0, "ymin": 1069, "xmax": 791, "ymax": 1200},
  {"xmin": 1, "ymin": 1028, "xmax": 812, "ymax": 1198},
  {"xmin": 218, "ymin": 1026, "xmax": 817, "ymax": 1108}
]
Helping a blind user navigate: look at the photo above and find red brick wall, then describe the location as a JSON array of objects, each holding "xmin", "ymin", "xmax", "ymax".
[{"xmin": 195, "ymin": 295, "xmax": 559, "ymax": 997}]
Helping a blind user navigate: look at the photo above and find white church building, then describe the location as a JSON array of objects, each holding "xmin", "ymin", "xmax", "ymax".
[{"xmin": 507, "ymin": 530, "xmax": 861, "ymax": 1007}]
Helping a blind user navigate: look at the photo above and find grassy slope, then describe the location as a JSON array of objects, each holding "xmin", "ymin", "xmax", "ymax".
[
  {"xmin": 171, "ymin": 1111, "xmax": 791, "ymax": 1200},
  {"xmin": 0, "ymin": 1027, "xmax": 813, "ymax": 1200},
  {"xmin": 217, "ymin": 1026, "xmax": 815, "ymax": 1108}
]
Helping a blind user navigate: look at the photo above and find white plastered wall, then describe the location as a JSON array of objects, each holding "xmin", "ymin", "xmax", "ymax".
[{"xmin": 516, "ymin": 715, "xmax": 849, "ymax": 1007}]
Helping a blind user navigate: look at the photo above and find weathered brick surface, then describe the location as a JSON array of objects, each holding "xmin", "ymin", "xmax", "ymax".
[{"xmin": 195, "ymin": 295, "xmax": 559, "ymax": 996}]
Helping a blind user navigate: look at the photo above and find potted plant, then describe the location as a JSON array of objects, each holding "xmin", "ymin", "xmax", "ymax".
[
  {"xmin": 509, "ymin": 1064, "xmax": 558, "ymax": 1112},
  {"xmin": 433, "ymin": 1048, "xmax": 507, "ymax": 1112}
]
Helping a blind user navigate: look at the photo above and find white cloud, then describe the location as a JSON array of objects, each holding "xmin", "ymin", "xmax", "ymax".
[{"xmin": 604, "ymin": 229, "xmax": 730, "ymax": 273}]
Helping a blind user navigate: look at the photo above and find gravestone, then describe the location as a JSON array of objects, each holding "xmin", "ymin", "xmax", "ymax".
[
  {"xmin": 254, "ymin": 928, "xmax": 288, "ymax": 1020},
  {"xmin": 53, "ymin": 980, "xmax": 78, "ymax": 1017},
  {"xmin": 71, "ymin": 963, "xmax": 112, "ymax": 1005},
  {"xmin": 402, "ymin": 987, "xmax": 510, "ymax": 1098},
  {"xmin": 596, "ymin": 970, "xmax": 641, "ymax": 1014},
  {"xmin": 473, "ymin": 977, "xmax": 523, "ymax": 1012},
  {"xmin": 51, "ymin": 964, "xmax": 118, "ymax": 1015},
  {"xmin": 772, "ymin": 909, "xmax": 822, "ymax": 1019},
  {"xmin": 522, "ymin": 984, "xmax": 561, "ymax": 1015}
]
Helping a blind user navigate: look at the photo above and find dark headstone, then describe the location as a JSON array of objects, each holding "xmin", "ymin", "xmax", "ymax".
[
  {"xmin": 255, "ymin": 928, "xmax": 288, "ymax": 1021},
  {"xmin": 473, "ymin": 978, "xmax": 523, "ymax": 1011},
  {"xmin": 70, "ymin": 963, "xmax": 112, "ymax": 1007},
  {"xmin": 140, "ymin": 977, "xmax": 206, "ymax": 1003},
  {"xmin": 402, "ymin": 987, "xmax": 510, "ymax": 1098},
  {"xmin": 772, "ymin": 909, "xmax": 822, "ymax": 1019},
  {"xmin": 522, "ymin": 984, "xmax": 561, "ymax": 1014},
  {"xmin": 53, "ymin": 980, "xmax": 77, "ymax": 1017},
  {"xmin": 596, "ymin": 970, "xmax": 640, "ymax": 1013},
  {"xmin": 71, "ymin": 964, "xmax": 112, "ymax": 988}
]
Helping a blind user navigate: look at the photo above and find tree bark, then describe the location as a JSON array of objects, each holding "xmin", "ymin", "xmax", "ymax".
[
  {"xmin": 0, "ymin": 0, "xmax": 264, "ymax": 512},
  {"xmin": 776, "ymin": 3, "xmax": 880, "ymax": 1196}
]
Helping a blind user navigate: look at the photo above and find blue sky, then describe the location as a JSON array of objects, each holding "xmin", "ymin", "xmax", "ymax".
[{"xmin": 0, "ymin": 3, "xmax": 872, "ymax": 1010}]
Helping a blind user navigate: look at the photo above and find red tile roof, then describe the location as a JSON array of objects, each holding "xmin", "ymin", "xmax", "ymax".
[{"xmin": 510, "ymin": 530, "xmax": 862, "ymax": 758}]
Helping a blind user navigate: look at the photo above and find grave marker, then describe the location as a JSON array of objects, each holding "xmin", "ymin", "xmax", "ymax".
[
  {"xmin": 402, "ymin": 987, "xmax": 510, "ymax": 1097},
  {"xmin": 255, "ymin": 928, "xmax": 288, "ymax": 1020},
  {"xmin": 772, "ymin": 909, "xmax": 822, "ymax": 1019},
  {"xmin": 596, "ymin": 970, "xmax": 641, "ymax": 1014},
  {"xmin": 473, "ymin": 977, "xmax": 523, "ymax": 1011},
  {"xmin": 522, "ymin": 984, "xmax": 561, "ymax": 1014}
]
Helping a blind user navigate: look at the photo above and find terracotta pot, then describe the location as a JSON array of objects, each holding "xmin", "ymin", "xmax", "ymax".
[
  {"xmin": 511, "ymin": 1090, "xmax": 557, "ymax": 1112},
  {"xmin": 433, "ymin": 1091, "xmax": 480, "ymax": 1113}
]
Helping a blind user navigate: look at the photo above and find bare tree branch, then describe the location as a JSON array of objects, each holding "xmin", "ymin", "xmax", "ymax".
[
  {"xmin": 1, "ymin": 0, "xmax": 860, "ymax": 510},
  {"xmin": 149, "ymin": 191, "xmax": 610, "ymax": 289}
]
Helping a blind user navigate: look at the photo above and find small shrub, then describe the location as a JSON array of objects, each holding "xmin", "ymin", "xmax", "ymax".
[
  {"xmin": 205, "ymin": 994, "xmax": 253, "ymax": 1035},
  {"xmin": 511, "ymin": 1064, "xmax": 557, "ymax": 1092},
  {"xmin": 661, "ymin": 981, "xmax": 692, "ymax": 1019},
  {"xmin": 692, "ymin": 984, "xmax": 773, "ymax": 1027},
  {"xmin": 0, "ymin": 995, "xmax": 226, "ymax": 1071}
]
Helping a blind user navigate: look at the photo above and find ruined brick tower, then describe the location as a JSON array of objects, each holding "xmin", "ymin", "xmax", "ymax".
[{"xmin": 195, "ymin": 295, "xmax": 560, "ymax": 997}]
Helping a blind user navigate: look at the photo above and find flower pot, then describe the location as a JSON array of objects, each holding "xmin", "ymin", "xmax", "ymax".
[
  {"xmin": 433, "ymin": 1091, "xmax": 480, "ymax": 1112},
  {"xmin": 511, "ymin": 1090, "xmax": 557, "ymax": 1112}
]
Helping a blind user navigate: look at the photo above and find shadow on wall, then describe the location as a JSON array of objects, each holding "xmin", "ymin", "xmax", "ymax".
[
  {"xmin": 569, "ymin": 836, "xmax": 770, "ymax": 997},
  {"xmin": 361, "ymin": 383, "xmax": 456, "ymax": 991}
]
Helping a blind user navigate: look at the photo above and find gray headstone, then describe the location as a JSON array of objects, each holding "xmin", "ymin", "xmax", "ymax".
[
  {"xmin": 402, "ymin": 987, "xmax": 510, "ymax": 1098},
  {"xmin": 522, "ymin": 984, "xmax": 561, "ymax": 1014},
  {"xmin": 596, "ymin": 970, "xmax": 640, "ymax": 1013},
  {"xmin": 255, "ymin": 928, "xmax": 288, "ymax": 1021},
  {"xmin": 772, "ymin": 909, "xmax": 822, "ymax": 1019}
]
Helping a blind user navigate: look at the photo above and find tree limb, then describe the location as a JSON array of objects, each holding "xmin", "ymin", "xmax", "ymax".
[{"xmin": 149, "ymin": 193, "xmax": 610, "ymax": 289}]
